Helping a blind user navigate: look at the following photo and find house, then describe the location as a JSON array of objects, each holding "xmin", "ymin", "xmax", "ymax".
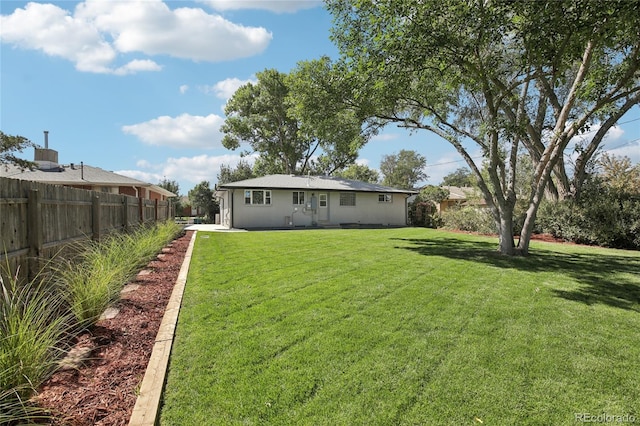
[
  {"xmin": 0, "ymin": 142, "xmax": 175, "ymax": 200},
  {"xmin": 215, "ymin": 174, "xmax": 417, "ymax": 229},
  {"xmin": 437, "ymin": 186, "xmax": 487, "ymax": 212}
]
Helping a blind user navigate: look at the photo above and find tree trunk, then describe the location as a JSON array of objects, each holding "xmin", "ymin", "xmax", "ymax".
[
  {"xmin": 492, "ymin": 203, "xmax": 516, "ymax": 255},
  {"xmin": 517, "ymin": 202, "xmax": 540, "ymax": 255}
]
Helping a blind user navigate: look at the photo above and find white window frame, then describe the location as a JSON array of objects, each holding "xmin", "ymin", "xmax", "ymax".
[
  {"xmin": 319, "ymin": 193, "xmax": 328, "ymax": 208},
  {"xmin": 378, "ymin": 193, "xmax": 392, "ymax": 203},
  {"xmin": 339, "ymin": 192, "xmax": 356, "ymax": 206},
  {"xmin": 244, "ymin": 189, "xmax": 272, "ymax": 205},
  {"xmin": 292, "ymin": 191, "xmax": 305, "ymax": 205}
]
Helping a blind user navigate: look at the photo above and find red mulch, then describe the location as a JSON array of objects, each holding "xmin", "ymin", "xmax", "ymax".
[{"xmin": 33, "ymin": 230, "xmax": 194, "ymax": 426}]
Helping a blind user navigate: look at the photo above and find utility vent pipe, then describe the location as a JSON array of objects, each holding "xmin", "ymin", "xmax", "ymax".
[{"xmin": 44, "ymin": 130, "xmax": 49, "ymax": 149}]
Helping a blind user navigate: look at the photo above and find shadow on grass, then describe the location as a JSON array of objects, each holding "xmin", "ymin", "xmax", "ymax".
[{"xmin": 392, "ymin": 237, "xmax": 640, "ymax": 312}]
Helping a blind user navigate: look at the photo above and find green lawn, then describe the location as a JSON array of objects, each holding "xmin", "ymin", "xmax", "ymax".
[{"xmin": 160, "ymin": 228, "xmax": 640, "ymax": 425}]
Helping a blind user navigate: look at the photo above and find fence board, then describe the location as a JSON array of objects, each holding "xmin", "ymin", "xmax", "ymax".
[{"xmin": 0, "ymin": 176, "xmax": 173, "ymax": 282}]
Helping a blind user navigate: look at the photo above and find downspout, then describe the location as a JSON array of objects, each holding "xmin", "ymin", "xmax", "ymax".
[
  {"xmin": 230, "ymin": 189, "xmax": 234, "ymax": 229},
  {"xmin": 405, "ymin": 194, "xmax": 409, "ymax": 226}
]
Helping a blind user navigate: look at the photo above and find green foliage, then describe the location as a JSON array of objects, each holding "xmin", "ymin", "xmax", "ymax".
[
  {"xmin": 217, "ymin": 159, "xmax": 256, "ymax": 185},
  {"xmin": 441, "ymin": 206, "xmax": 497, "ymax": 235},
  {"xmin": 61, "ymin": 222, "xmax": 182, "ymax": 326},
  {"xmin": 536, "ymin": 178, "xmax": 640, "ymax": 249},
  {"xmin": 188, "ymin": 181, "xmax": 218, "ymax": 222},
  {"xmin": 0, "ymin": 221, "xmax": 181, "ymax": 425},
  {"xmin": 333, "ymin": 163, "xmax": 380, "ymax": 183},
  {"xmin": 0, "ymin": 131, "xmax": 37, "ymax": 170},
  {"xmin": 380, "ymin": 150, "xmax": 427, "ymax": 190},
  {"xmin": 325, "ymin": 0, "xmax": 640, "ymax": 254},
  {"xmin": 159, "ymin": 179, "xmax": 181, "ymax": 216},
  {"xmin": 408, "ymin": 185, "xmax": 449, "ymax": 227},
  {"xmin": 221, "ymin": 63, "xmax": 369, "ymax": 175},
  {"xmin": 0, "ymin": 264, "xmax": 72, "ymax": 416},
  {"xmin": 441, "ymin": 167, "xmax": 474, "ymax": 187}
]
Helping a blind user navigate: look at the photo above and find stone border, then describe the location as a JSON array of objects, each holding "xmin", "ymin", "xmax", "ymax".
[{"xmin": 128, "ymin": 231, "xmax": 198, "ymax": 426}]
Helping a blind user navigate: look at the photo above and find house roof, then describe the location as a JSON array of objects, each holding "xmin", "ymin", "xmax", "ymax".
[
  {"xmin": 218, "ymin": 174, "xmax": 417, "ymax": 194},
  {"xmin": 0, "ymin": 163, "xmax": 176, "ymax": 197},
  {"xmin": 441, "ymin": 186, "xmax": 477, "ymax": 200}
]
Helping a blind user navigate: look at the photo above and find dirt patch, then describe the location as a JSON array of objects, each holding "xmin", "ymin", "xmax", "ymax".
[{"xmin": 33, "ymin": 230, "xmax": 194, "ymax": 426}]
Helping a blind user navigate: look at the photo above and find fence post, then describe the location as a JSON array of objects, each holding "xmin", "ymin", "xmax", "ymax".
[
  {"xmin": 154, "ymin": 199, "xmax": 159, "ymax": 223},
  {"xmin": 123, "ymin": 195, "xmax": 129, "ymax": 232},
  {"xmin": 92, "ymin": 195, "xmax": 101, "ymax": 241},
  {"xmin": 139, "ymin": 197, "xmax": 144, "ymax": 225},
  {"xmin": 28, "ymin": 189, "xmax": 43, "ymax": 281}
]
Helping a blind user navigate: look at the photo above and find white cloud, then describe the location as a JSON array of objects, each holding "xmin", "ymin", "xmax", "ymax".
[
  {"xmin": 199, "ymin": 0, "xmax": 322, "ymax": 13},
  {"xmin": 370, "ymin": 133, "xmax": 400, "ymax": 142},
  {"xmin": 118, "ymin": 153, "xmax": 258, "ymax": 191},
  {"xmin": 201, "ymin": 77, "xmax": 257, "ymax": 99},
  {"xmin": 1, "ymin": 1, "xmax": 272, "ymax": 74},
  {"xmin": 122, "ymin": 113, "xmax": 225, "ymax": 148},
  {"xmin": 607, "ymin": 140, "xmax": 640, "ymax": 164},
  {"xmin": 114, "ymin": 59, "xmax": 163, "ymax": 75},
  {"xmin": 179, "ymin": 84, "xmax": 189, "ymax": 94}
]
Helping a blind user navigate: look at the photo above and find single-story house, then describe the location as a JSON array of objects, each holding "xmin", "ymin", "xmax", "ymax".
[
  {"xmin": 215, "ymin": 174, "xmax": 417, "ymax": 229},
  {"xmin": 1, "ymin": 146, "xmax": 175, "ymax": 200},
  {"xmin": 437, "ymin": 186, "xmax": 487, "ymax": 212}
]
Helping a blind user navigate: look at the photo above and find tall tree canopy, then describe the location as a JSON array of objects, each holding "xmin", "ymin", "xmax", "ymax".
[
  {"xmin": 380, "ymin": 149, "xmax": 427, "ymax": 190},
  {"xmin": 217, "ymin": 160, "xmax": 256, "ymax": 185},
  {"xmin": 327, "ymin": 0, "xmax": 640, "ymax": 255},
  {"xmin": 441, "ymin": 167, "xmax": 475, "ymax": 187},
  {"xmin": 334, "ymin": 163, "xmax": 380, "ymax": 183},
  {"xmin": 221, "ymin": 63, "xmax": 369, "ymax": 176}
]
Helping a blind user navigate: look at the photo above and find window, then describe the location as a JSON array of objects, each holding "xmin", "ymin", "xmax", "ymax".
[
  {"xmin": 292, "ymin": 191, "xmax": 305, "ymax": 205},
  {"xmin": 244, "ymin": 189, "xmax": 271, "ymax": 205},
  {"xmin": 319, "ymin": 193, "xmax": 328, "ymax": 207},
  {"xmin": 339, "ymin": 192, "xmax": 356, "ymax": 206},
  {"xmin": 378, "ymin": 194, "xmax": 392, "ymax": 203}
]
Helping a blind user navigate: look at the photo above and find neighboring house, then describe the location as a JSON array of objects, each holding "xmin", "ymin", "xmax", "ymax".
[
  {"xmin": 215, "ymin": 174, "xmax": 417, "ymax": 229},
  {"xmin": 437, "ymin": 186, "xmax": 487, "ymax": 212},
  {"xmin": 0, "ymin": 146, "xmax": 175, "ymax": 200}
]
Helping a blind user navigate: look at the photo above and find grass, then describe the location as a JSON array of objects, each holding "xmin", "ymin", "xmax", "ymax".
[
  {"xmin": 0, "ymin": 221, "xmax": 182, "ymax": 424},
  {"xmin": 0, "ymin": 263, "xmax": 72, "ymax": 423},
  {"xmin": 60, "ymin": 222, "xmax": 183, "ymax": 326},
  {"xmin": 160, "ymin": 228, "xmax": 640, "ymax": 425}
]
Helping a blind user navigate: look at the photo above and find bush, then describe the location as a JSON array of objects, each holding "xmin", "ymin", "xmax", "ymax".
[
  {"xmin": 409, "ymin": 201, "xmax": 443, "ymax": 228},
  {"xmin": 441, "ymin": 206, "xmax": 497, "ymax": 234},
  {"xmin": 0, "ymin": 264, "xmax": 73, "ymax": 422},
  {"xmin": 536, "ymin": 179, "xmax": 640, "ymax": 249},
  {"xmin": 60, "ymin": 221, "xmax": 182, "ymax": 327},
  {"xmin": 1, "ymin": 220, "xmax": 182, "ymax": 425}
]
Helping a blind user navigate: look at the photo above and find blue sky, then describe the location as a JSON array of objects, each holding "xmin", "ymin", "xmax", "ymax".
[{"xmin": 2, "ymin": 0, "xmax": 639, "ymax": 195}]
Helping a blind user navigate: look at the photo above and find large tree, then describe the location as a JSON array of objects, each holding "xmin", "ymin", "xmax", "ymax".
[
  {"xmin": 217, "ymin": 159, "xmax": 256, "ymax": 185},
  {"xmin": 380, "ymin": 149, "xmax": 427, "ymax": 190},
  {"xmin": 441, "ymin": 167, "xmax": 475, "ymax": 188},
  {"xmin": 1, "ymin": 131, "xmax": 37, "ymax": 170},
  {"xmin": 221, "ymin": 64, "xmax": 368, "ymax": 176},
  {"xmin": 334, "ymin": 163, "xmax": 380, "ymax": 183},
  {"xmin": 327, "ymin": 0, "xmax": 640, "ymax": 255},
  {"xmin": 188, "ymin": 181, "xmax": 218, "ymax": 222}
]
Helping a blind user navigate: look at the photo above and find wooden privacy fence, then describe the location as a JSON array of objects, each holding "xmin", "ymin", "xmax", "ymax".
[{"xmin": 0, "ymin": 176, "xmax": 173, "ymax": 282}]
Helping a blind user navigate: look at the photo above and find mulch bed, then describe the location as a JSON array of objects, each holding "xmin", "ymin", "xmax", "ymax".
[{"xmin": 34, "ymin": 230, "xmax": 194, "ymax": 426}]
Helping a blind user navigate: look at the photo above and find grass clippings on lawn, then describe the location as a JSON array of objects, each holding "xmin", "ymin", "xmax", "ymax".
[{"xmin": 160, "ymin": 228, "xmax": 640, "ymax": 425}]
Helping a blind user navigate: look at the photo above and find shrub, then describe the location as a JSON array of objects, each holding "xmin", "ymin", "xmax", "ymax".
[
  {"xmin": 536, "ymin": 179, "xmax": 640, "ymax": 249},
  {"xmin": 60, "ymin": 221, "xmax": 182, "ymax": 327},
  {"xmin": 441, "ymin": 206, "xmax": 497, "ymax": 235},
  {"xmin": 0, "ymin": 265, "xmax": 73, "ymax": 419}
]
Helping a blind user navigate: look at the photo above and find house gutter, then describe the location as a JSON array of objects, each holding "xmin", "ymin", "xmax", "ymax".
[{"xmin": 230, "ymin": 189, "xmax": 234, "ymax": 229}]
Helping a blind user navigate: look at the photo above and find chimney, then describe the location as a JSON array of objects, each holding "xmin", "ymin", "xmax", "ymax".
[{"xmin": 34, "ymin": 130, "xmax": 59, "ymax": 170}]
